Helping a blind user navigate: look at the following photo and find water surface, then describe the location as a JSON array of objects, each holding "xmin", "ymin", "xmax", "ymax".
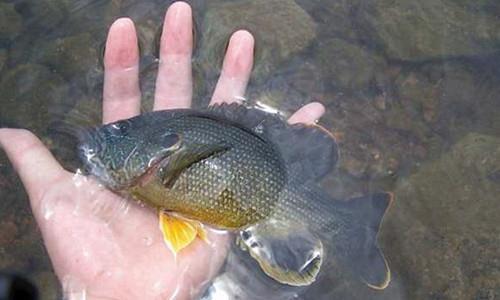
[{"xmin": 1, "ymin": 0, "xmax": 499, "ymax": 299}]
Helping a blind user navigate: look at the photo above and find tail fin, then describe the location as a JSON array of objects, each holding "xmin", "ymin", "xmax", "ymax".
[{"xmin": 332, "ymin": 192, "xmax": 393, "ymax": 290}]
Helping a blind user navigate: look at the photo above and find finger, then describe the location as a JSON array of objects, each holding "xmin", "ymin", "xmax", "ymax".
[
  {"xmin": 154, "ymin": 2, "xmax": 193, "ymax": 110},
  {"xmin": 0, "ymin": 129, "xmax": 68, "ymax": 203},
  {"xmin": 103, "ymin": 18, "xmax": 141, "ymax": 124},
  {"xmin": 287, "ymin": 102, "xmax": 326, "ymax": 125},
  {"xmin": 210, "ymin": 30, "xmax": 254, "ymax": 105}
]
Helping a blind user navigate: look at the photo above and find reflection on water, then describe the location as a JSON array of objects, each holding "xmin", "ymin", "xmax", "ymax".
[{"xmin": 1, "ymin": 0, "xmax": 500, "ymax": 299}]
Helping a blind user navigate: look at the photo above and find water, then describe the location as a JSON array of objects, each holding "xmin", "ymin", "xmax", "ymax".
[{"xmin": 1, "ymin": 0, "xmax": 500, "ymax": 299}]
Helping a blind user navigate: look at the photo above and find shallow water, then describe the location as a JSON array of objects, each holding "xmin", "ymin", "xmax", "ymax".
[{"xmin": 1, "ymin": 0, "xmax": 500, "ymax": 299}]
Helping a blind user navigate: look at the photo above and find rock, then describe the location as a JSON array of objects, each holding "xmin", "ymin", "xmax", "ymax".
[
  {"xmin": 119, "ymin": 1, "xmax": 165, "ymax": 58},
  {"xmin": 135, "ymin": 20, "xmax": 161, "ymax": 59},
  {"xmin": 62, "ymin": 0, "xmax": 120, "ymax": 36},
  {"xmin": 62, "ymin": 95, "xmax": 101, "ymax": 131},
  {"xmin": 0, "ymin": 217, "xmax": 18, "ymax": 246},
  {"xmin": 316, "ymin": 38, "xmax": 386, "ymax": 91},
  {"xmin": 0, "ymin": 64, "xmax": 69, "ymax": 134},
  {"xmin": 450, "ymin": 0, "xmax": 500, "ymax": 14},
  {"xmin": 389, "ymin": 62, "xmax": 500, "ymax": 144},
  {"xmin": 197, "ymin": 0, "xmax": 317, "ymax": 83},
  {"xmin": 322, "ymin": 93, "xmax": 427, "ymax": 179},
  {"xmin": 380, "ymin": 133, "xmax": 500, "ymax": 299},
  {"xmin": 296, "ymin": 0, "xmax": 362, "ymax": 41},
  {"xmin": 31, "ymin": 271, "xmax": 60, "ymax": 300},
  {"xmin": 394, "ymin": 69, "xmax": 441, "ymax": 124},
  {"xmin": 0, "ymin": 48, "xmax": 6, "ymax": 72},
  {"xmin": 0, "ymin": 186, "xmax": 51, "ymax": 274},
  {"xmin": 245, "ymin": 59, "xmax": 325, "ymax": 113},
  {"xmin": 0, "ymin": 3, "xmax": 23, "ymax": 40},
  {"xmin": 30, "ymin": 32, "xmax": 101, "ymax": 85},
  {"xmin": 13, "ymin": 0, "xmax": 72, "ymax": 31},
  {"xmin": 365, "ymin": 0, "xmax": 500, "ymax": 61}
]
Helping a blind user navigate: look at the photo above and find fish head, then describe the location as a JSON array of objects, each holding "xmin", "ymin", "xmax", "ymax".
[{"xmin": 78, "ymin": 118, "xmax": 181, "ymax": 190}]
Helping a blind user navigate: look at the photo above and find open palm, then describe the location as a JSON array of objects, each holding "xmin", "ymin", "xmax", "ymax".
[{"xmin": 0, "ymin": 2, "xmax": 325, "ymax": 299}]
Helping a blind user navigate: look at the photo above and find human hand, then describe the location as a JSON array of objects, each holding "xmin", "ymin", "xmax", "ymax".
[{"xmin": 0, "ymin": 2, "xmax": 325, "ymax": 299}]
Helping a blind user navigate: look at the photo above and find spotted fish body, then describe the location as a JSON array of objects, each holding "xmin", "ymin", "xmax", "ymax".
[
  {"xmin": 79, "ymin": 103, "xmax": 392, "ymax": 289},
  {"xmin": 127, "ymin": 114, "xmax": 287, "ymax": 229}
]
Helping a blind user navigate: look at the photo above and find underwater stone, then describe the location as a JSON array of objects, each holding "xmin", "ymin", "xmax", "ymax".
[
  {"xmin": 13, "ymin": 0, "xmax": 69, "ymax": 31},
  {"xmin": 62, "ymin": 0, "xmax": 120, "ymax": 36},
  {"xmin": 0, "ymin": 48, "xmax": 6, "ymax": 72},
  {"xmin": 365, "ymin": 0, "xmax": 500, "ymax": 61},
  {"xmin": 0, "ymin": 217, "xmax": 18, "ymax": 246},
  {"xmin": 63, "ymin": 95, "xmax": 101, "ymax": 130},
  {"xmin": 388, "ymin": 62, "xmax": 500, "ymax": 145},
  {"xmin": 322, "ymin": 93, "xmax": 426, "ymax": 180},
  {"xmin": 120, "ymin": 0, "xmax": 166, "ymax": 58},
  {"xmin": 449, "ymin": 0, "xmax": 500, "ymax": 13},
  {"xmin": 30, "ymin": 32, "xmax": 100, "ymax": 83},
  {"xmin": 244, "ymin": 59, "xmax": 325, "ymax": 113},
  {"xmin": 197, "ymin": 0, "xmax": 317, "ymax": 83},
  {"xmin": 32, "ymin": 271, "xmax": 60, "ymax": 300},
  {"xmin": 0, "ymin": 3, "xmax": 23, "ymax": 40},
  {"xmin": 0, "ymin": 64, "xmax": 69, "ymax": 134},
  {"xmin": 296, "ymin": 0, "xmax": 362, "ymax": 41},
  {"xmin": 135, "ymin": 21, "xmax": 160, "ymax": 59},
  {"xmin": 316, "ymin": 38, "xmax": 386, "ymax": 91},
  {"xmin": 381, "ymin": 133, "xmax": 500, "ymax": 299}
]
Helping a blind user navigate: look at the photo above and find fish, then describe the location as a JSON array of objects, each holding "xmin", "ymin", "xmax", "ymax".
[{"xmin": 78, "ymin": 103, "xmax": 392, "ymax": 289}]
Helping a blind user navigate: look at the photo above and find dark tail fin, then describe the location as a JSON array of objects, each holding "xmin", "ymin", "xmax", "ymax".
[{"xmin": 331, "ymin": 192, "xmax": 393, "ymax": 290}]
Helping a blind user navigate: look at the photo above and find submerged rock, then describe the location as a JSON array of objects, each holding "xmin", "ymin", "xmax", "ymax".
[
  {"xmin": 365, "ymin": 0, "xmax": 500, "ymax": 61},
  {"xmin": 381, "ymin": 133, "xmax": 500, "ymax": 299},
  {"xmin": 62, "ymin": 0, "xmax": 120, "ymax": 36},
  {"xmin": 0, "ymin": 3, "xmax": 23, "ymax": 40},
  {"xmin": 450, "ymin": 0, "xmax": 500, "ymax": 14},
  {"xmin": 322, "ymin": 93, "xmax": 427, "ymax": 180},
  {"xmin": 296, "ymin": 0, "xmax": 362, "ymax": 41},
  {"xmin": 12, "ymin": 0, "xmax": 69, "ymax": 31},
  {"xmin": 388, "ymin": 62, "xmax": 500, "ymax": 144},
  {"xmin": 245, "ymin": 59, "xmax": 326, "ymax": 113},
  {"xmin": 0, "ymin": 48, "xmax": 6, "ymax": 72},
  {"xmin": 30, "ymin": 32, "xmax": 101, "ymax": 83},
  {"xmin": 316, "ymin": 38, "xmax": 386, "ymax": 91},
  {"xmin": 197, "ymin": 0, "xmax": 317, "ymax": 83},
  {"xmin": 31, "ymin": 271, "xmax": 60, "ymax": 300},
  {"xmin": 0, "ymin": 64, "xmax": 69, "ymax": 134}
]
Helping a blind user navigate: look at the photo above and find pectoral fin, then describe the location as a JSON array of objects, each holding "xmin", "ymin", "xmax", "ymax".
[
  {"xmin": 159, "ymin": 210, "xmax": 208, "ymax": 254},
  {"xmin": 238, "ymin": 220, "xmax": 323, "ymax": 286},
  {"xmin": 159, "ymin": 143, "xmax": 230, "ymax": 188}
]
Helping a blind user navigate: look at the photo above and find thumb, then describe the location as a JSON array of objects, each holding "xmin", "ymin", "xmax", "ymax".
[{"xmin": 0, "ymin": 129, "xmax": 69, "ymax": 206}]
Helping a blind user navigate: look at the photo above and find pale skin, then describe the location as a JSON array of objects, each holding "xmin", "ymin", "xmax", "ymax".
[{"xmin": 0, "ymin": 2, "xmax": 325, "ymax": 300}]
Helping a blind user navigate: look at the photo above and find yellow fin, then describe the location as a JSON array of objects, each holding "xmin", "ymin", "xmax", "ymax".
[{"xmin": 158, "ymin": 211, "xmax": 208, "ymax": 254}]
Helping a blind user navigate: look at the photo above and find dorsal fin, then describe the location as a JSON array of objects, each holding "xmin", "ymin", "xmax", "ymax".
[{"xmin": 206, "ymin": 103, "xmax": 339, "ymax": 180}]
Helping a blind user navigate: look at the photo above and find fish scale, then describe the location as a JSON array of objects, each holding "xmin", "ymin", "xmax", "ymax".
[{"xmin": 128, "ymin": 114, "xmax": 287, "ymax": 229}]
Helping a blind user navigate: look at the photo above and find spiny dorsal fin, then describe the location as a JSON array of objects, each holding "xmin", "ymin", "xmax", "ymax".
[{"xmin": 207, "ymin": 103, "xmax": 339, "ymax": 180}]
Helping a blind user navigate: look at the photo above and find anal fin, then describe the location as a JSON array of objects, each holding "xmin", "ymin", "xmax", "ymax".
[
  {"xmin": 159, "ymin": 210, "xmax": 208, "ymax": 255},
  {"xmin": 238, "ymin": 220, "xmax": 323, "ymax": 286}
]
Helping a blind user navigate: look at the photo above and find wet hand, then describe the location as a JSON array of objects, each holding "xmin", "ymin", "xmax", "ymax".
[{"xmin": 0, "ymin": 2, "xmax": 325, "ymax": 299}]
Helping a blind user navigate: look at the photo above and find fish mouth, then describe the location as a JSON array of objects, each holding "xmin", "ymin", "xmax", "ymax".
[
  {"xmin": 76, "ymin": 128, "xmax": 117, "ymax": 186},
  {"xmin": 77, "ymin": 127, "xmax": 99, "ymax": 158}
]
